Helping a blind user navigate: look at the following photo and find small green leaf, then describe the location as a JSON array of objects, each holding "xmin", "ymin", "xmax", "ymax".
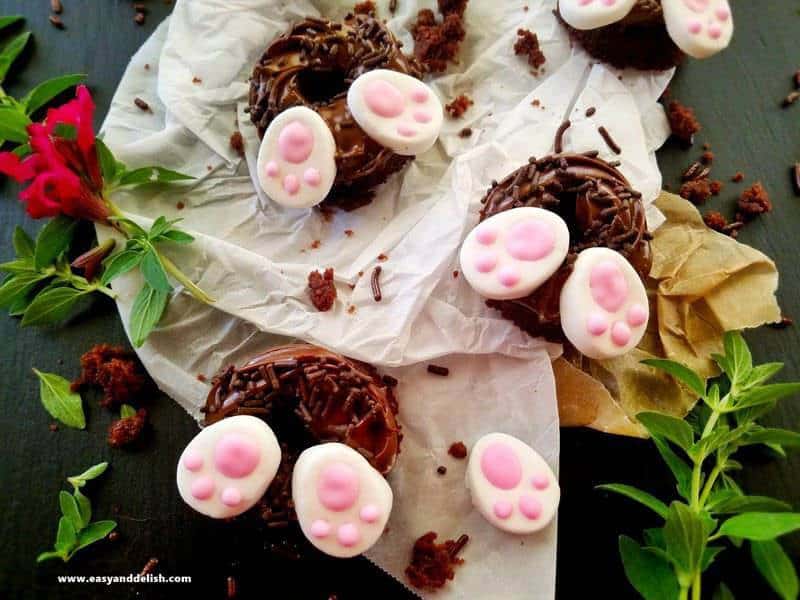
[
  {"xmin": 73, "ymin": 489, "xmax": 91, "ymax": 528},
  {"xmin": 140, "ymin": 249, "xmax": 172, "ymax": 292},
  {"xmin": 116, "ymin": 166, "xmax": 194, "ymax": 187},
  {"xmin": 73, "ymin": 520, "xmax": 116, "ymax": 552},
  {"xmin": 663, "ymin": 502, "xmax": 708, "ymax": 581},
  {"xmin": 717, "ymin": 513, "xmax": 800, "ymax": 541},
  {"xmin": 0, "ymin": 16, "xmax": 24, "ymax": 32},
  {"xmin": 36, "ymin": 550, "xmax": 65, "ymax": 563},
  {"xmin": 21, "ymin": 286, "xmax": 84, "ymax": 326},
  {"xmin": 712, "ymin": 583, "xmax": 735, "ymax": 600},
  {"xmin": 710, "ymin": 495, "xmax": 792, "ymax": 515},
  {"xmin": 120, "ymin": 404, "xmax": 136, "ymax": 419},
  {"xmin": 129, "ymin": 284, "xmax": 169, "ymax": 347},
  {"xmin": 618, "ymin": 535, "xmax": 680, "ymax": 600},
  {"xmin": 95, "ymin": 138, "xmax": 119, "ymax": 182},
  {"xmin": 148, "ymin": 216, "xmax": 172, "ymax": 239},
  {"xmin": 59, "ymin": 491, "xmax": 83, "ymax": 533},
  {"xmin": 731, "ymin": 383, "xmax": 800, "ymax": 412},
  {"xmin": 638, "ymin": 412, "xmax": 695, "ymax": 451},
  {"xmin": 0, "ymin": 31, "xmax": 31, "ymax": 83},
  {"xmin": 55, "ymin": 516, "xmax": 77, "ymax": 554},
  {"xmin": 100, "ymin": 250, "xmax": 142, "ymax": 286},
  {"xmin": 751, "ymin": 540, "xmax": 799, "ymax": 600},
  {"xmin": 12, "ymin": 142, "xmax": 31, "ymax": 158},
  {"xmin": 34, "ymin": 216, "xmax": 76, "ymax": 270},
  {"xmin": 743, "ymin": 428, "xmax": 800, "ymax": 449},
  {"xmin": 13, "ymin": 226, "xmax": 35, "ymax": 258},
  {"xmin": 0, "ymin": 258, "xmax": 35, "ymax": 274},
  {"xmin": 52, "ymin": 122, "xmax": 77, "ymax": 140},
  {"xmin": 642, "ymin": 358, "xmax": 706, "ymax": 397},
  {"xmin": 33, "ymin": 369, "xmax": 85, "ymax": 429},
  {"xmin": 643, "ymin": 528, "xmax": 666, "ymax": 550},
  {"xmin": 723, "ymin": 331, "xmax": 752, "ymax": 382},
  {"xmin": 597, "ymin": 484, "xmax": 669, "ymax": 519},
  {"xmin": 108, "ymin": 216, "xmax": 147, "ymax": 239},
  {"xmin": 701, "ymin": 546, "xmax": 725, "ymax": 572},
  {"xmin": 22, "ymin": 73, "xmax": 86, "ymax": 116},
  {"xmin": 0, "ymin": 271, "xmax": 48, "ymax": 308},
  {"xmin": 652, "ymin": 436, "xmax": 692, "ymax": 499},
  {"xmin": 67, "ymin": 462, "xmax": 109, "ymax": 489},
  {"xmin": 0, "ymin": 105, "xmax": 31, "ymax": 143},
  {"xmin": 744, "ymin": 363, "xmax": 784, "ymax": 388},
  {"xmin": 157, "ymin": 229, "xmax": 194, "ymax": 244}
]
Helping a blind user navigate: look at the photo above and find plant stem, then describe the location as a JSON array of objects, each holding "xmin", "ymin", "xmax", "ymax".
[
  {"xmin": 159, "ymin": 253, "xmax": 214, "ymax": 304},
  {"xmin": 691, "ymin": 572, "xmax": 702, "ymax": 600}
]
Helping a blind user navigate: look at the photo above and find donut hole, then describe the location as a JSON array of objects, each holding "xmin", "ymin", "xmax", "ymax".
[{"xmin": 296, "ymin": 69, "xmax": 349, "ymax": 104}]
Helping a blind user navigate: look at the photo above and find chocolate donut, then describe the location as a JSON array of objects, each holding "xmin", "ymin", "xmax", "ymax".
[
  {"xmin": 249, "ymin": 13, "xmax": 424, "ymax": 210},
  {"xmin": 479, "ymin": 152, "xmax": 652, "ymax": 342},
  {"xmin": 557, "ymin": 1, "xmax": 684, "ymax": 71},
  {"xmin": 203, "ymin": 344, "xmax": 400, "ymax": 529}
]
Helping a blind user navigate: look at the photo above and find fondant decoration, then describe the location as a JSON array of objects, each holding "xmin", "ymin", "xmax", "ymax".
[
  {"xmin": 558, "ymin": 0, "xmax": 637, "ymax": 30},
  {"xmin": 347, "ymin": 69, "xmax": 443, "ymax": 156},
  {"xmin": 466, "ymin": 433, "xmax": 560, "ymax": 534},
  {"xmin": 292, "ymin": 443, "xmax": 393, "ymax": 558},
  {"xmin": 460, "ymin": 207, "xmax": 570, "ymax": 301},
  {"xmin": 176, "ymin": 415, "xmax": 281, "ymax": 519},
  {"xmin": 661, "ymin": 0, "xmax": 733, "ymax": 59},
  {"xmin": 559, "ymin": 247, "xmax": 649, "ymax": 359},
  {"xmin": 256, "ymin": 106, "xmax": 337, "ymax": 208}
]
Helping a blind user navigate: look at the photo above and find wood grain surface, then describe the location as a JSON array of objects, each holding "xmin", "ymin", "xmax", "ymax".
[{"xmin": 0, "ymin": 1, "xmax": 797, "ymax": 599}]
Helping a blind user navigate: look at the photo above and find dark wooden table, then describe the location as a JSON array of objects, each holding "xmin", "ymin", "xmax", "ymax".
[{"xmin": 0, "ymin": 2, "xmax": 797, "ymax": 599}]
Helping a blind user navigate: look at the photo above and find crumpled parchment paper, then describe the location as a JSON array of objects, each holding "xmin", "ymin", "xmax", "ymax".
[
  {"xmin": 98, "ymin": 1, "xmax": 674, "ymax": 597},
  {"xmin": 556, "ymin": 192, "xmax": 782, "ymax": 437}
]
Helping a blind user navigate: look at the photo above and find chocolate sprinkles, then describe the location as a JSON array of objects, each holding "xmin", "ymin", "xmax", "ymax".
[
  {"xmin": 597, "ymin": 126, "xmax": 621, "ymax": 155},
  {"xmin": 554, "ymin": 120, "xmax": 571, "ymax": 154},
  {"xmin": 427, "ymin": 364, "xmax": 449, "ymax": 376},
  {"xmin": 371, "ymin": 266, "xmax": 383, "ymax": 302},
  {"xmin": 585, "ymin": 106, "xmax": 596, "ymax": 117}
]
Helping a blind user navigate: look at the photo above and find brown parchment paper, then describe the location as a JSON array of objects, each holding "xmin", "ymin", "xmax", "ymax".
[{"xmin": 556, "ymin": 192, "xmax": 782, "ymax": 437}]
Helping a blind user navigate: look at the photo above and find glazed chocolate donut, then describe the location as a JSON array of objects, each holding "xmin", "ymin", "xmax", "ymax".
[
  {"xmin": 249, "ymin": 13, "xmax": 424, "ymax": 210},
  {"xmin": 479, "ymin": 152, "xmax": 652, "ymax": 342}
]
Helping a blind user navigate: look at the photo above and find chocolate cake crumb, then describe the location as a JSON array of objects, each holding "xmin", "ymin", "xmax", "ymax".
[
  {"xmin": 514, "ymin": 29, "xmax": 546, "ymax": 71},
  {"xmin": 49, "ymin": 423, "xmax": 59, "ymax": 432},
  {"xmin": 445, "ymin": 94, "xmax": 473, "ymax": 118},
  {"xmin": 390, "ymin": 0, "xmax": 398, "ymax": 14},
  {"xmin": 732, "ymin": 172, "xmax": 744, "ymax": 183},
  {"xmin": 344, "ymin": 229, "xmax": 354, "ymax": 237},
  {"xmin": 448, "ymin": 441, "xmax": 467, "ymax": 459},
  {"xmin": 585, "ymin": 106, "xmax": 596, "ymax": 117},
  {"xmin": 701, "ymin": 151, "xmax": 714, "ymax": 165},
  {"xmin": 176, "ymin": 201, "xmax": 185, "ymax": 210},
  {"xmin": 197, "ymin": 373, "xmax": 207, "ymax": 383},
  {"xmin": 382, "ymin": 374, "xmax": 399, "ymax": 387},
  {"xmin": 710, "ymin": 180, "xmax": 723, "ymax": 196},
  {"xmin": 532, "ymin": 99, "xmax": 540, "ymax": 108},
  {"xmin": 737, "ymin": 182, "xmax": 772, "ymax": 221},
  {"xmin": 108, "ymin": 408, "xmax": 148, "ymax": 448},
  {"xmin": 782, "ymin": 91, "xmax": 800, "ymax": 108},
  {"xmin": 134, "ymin": 97, "xmax": 150, "ymax": 112},
  {"xmin": 353, "ymin": 1, "xmax": 376, "ymax": 15},
  {"xmin": 50, "ymin": 0, "xmax": 63, "ymax": 15},
  {"xmin": 377, "ymin": 253, "xmax": 388, "ymax": 262},
  {"xmin": 192, "ymin": 76, "xmax": 202, "ymax": 84},
  {"xmin": 371, "ymin": 266, "xmax": 383, "ymax": 302},
  {"xmin": 134, "ymin": 12, "xmax": 145, "ymax": 26},
  {"xmin": 229, "ymin": 131, "xmax": 245, "ymax": 158},
  {"xmin": 703, "ymin": 211, "xmax": 728, "ymax": 233},
  {"xmin": 310, "ymin": 240, "xmax": 321, "ymax": 250},
  {"xmin": 793, "ymin": 164, "xmax": 800, "ymax": 195},
  {"xmin": 458, "ymin": 127, "xmax": 472, "ymax": 138},
  {"xmin": 438, "ymin": 0, "xmax": 468, "ymax": 16},
  {"xmin": 667, "ymin": 100, "xmax": 701, "ymax": 145},
  {"xmin": 680, "ymin": 178, "xmax": 713, "ymax": 205},
  {"xmin": 406, "ymin": 532, "xmax": 469, "ymax": 590},
  {"xmin": 427, "ymin": 364, "xmax": 449, "ymax": 376},
  {"xmin": 347, "ymin": 305, "xmax": 357, "ymax": 315},
  {"xmin": 452, "ymin": 270, "xmax": 459, "ymax": 278},
  {"xmin": 144, "ymin": 63, "xmax": 150, "ymax": 70},
  {"xmin": 770, "ymin": 316, "xmax": 794, "ymax": 329},
  {"xmin": 437, "ymin": 465, "xmax": 447, "ymax": 475},
  {"xmin": 72, "ymin": 344, "xmax": 149, "ymax": 408},
  {"xmin": 597, "ymin": 126, "xmax": 621, "ymax": 155},
  {"xmin": 308, "ymin": 268, "xmax": 337, "ymax": 312},
  {"xmin": 49, "ymin": 15, "xmax": 65, "ymax": 29},
  {"xmin": 140, "ymin": 558, "xmax": 159, "ymax": 577},
  {"xmin": 411, "ymin": 3, "xmax": 467, "ymax": 73}
]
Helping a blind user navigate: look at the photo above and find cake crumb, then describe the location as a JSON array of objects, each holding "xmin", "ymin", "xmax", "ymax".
[
  {"xmin": 703, "ymin": 211, "xmax": 728, "ymax": 233},
  {"xmin": 411, "ymin": 3, "xmax": 467, "ymax": 73},
  {"xmin": 445, "ymin": 94, "xmax": 473, "ymax": 119},
  {"xmin": 731, "ymin": 172, "xmax": 744, "ymax": 183},
  {"xmin": 308, "ymin": 268, "xmax": 337, "ymax": 312},
  {"xmin": 72, "ymin": 344, "xmax": 149, "ymax": 408},
  {"xmin": 108, "ymin": 409, "xmax": 148, "ymax": 448},
  {"xmin": 197, "ymin": 373, "xmax": 207, "ymax": 383},
  {"xmin": 192, "ymin": 76, "xmax": 202, "ymax": 84},
  {"xmin": 405, "ymin": 532, "xmax": 469, "ymax": 590},
  {"xmin": 458, "ymin": 127, "xmax": 472, "ymax": 138},
  {"xmin": 353, "ymin": 1, "xmax": 376, "ymax": 15},
  {"xmin": 347, "ymin": 305, "xmax": 357, "ymax": 315},
  {"xmin": 310, "ymin": 240, "xmax": 321, "ymax": 250},
  {"xmin": 229, "ymin": 131, "xmax": 245, "ymax": 158},
  {"xmin": 344, "ymin": 229, "xmax": 354, "ymax": 237},
  {"xmin": 452, "ymin": 270, "xmax": 459, "ymax": 278},
  {"xmin": 176, "ymin": 201, "xmax": 185, "ymax": 210},
  {"xmin": 134, "ymin": 97, "xmax": 151, "ymax": 112},
  {"xmin": 701, "ymin": 151, "xmax": 714, "ymax": 165},
  {"xmin": 49, "ymin": 423, "xmax": 59, "ymax": 432},
  {"xmin": 667, "ymin": 100, "xmax": 701, "ymax": 145},
  {"xmin": 679, "ymin": 178, "xmax": 713, "ymax": 205},
  {"xmin": 514, "ymin": 29, "xmax": 546, "ymax": 72},
  {"xmin": 377, "ymin": 253, "xmax": 388, "ymax": 262},
  {"xmin": 737, "ymin": 182, "xmax": 771, "ymax": 221},
  {"xmin": 448, "ymin": 441, "xmax": 467, "ymax": 459},
  {"xmin": 437, "ymin": 466, "xmax": 447, "ymax": 475}
]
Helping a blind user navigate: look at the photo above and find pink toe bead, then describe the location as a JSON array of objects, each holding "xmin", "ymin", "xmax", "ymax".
[
  {"xmin": 397, "ymin": 124, "xmax": 417, "ymax": 138},
  {"xmin": 475, "ymin": 227, "xmax": 496, "ymax": 245},
  {"xmin": 519, "ymin": 495, "xmax": 542, "ymax": 520},
  {"xmin": 411, "ymin": 88, "xmax": 429, "ymax": 103},
  {"xmin": 360, "ymin": 504, "xmax": 380, "ymax": 524},
  {"xmin": 708, "ymin": 25, "xmax": 722, "ymax": 39},
  {"xmin": 183, "ymin": 450, "xmax": 203, "ymax": 472},
  {"xmin": 413, "ymin": 111, "xmax": 432, "ymax": 123},
  {"xmin": 283, "ymin": 174, "xmax": 300, "ymax": 195},
  {"xmin": 365, "ymin": 80, "xmax": 405, "ymax": 118},
  {"xmin": 688, "ymin": 21, "xmax": 702, "ymax": 34},
  {"xmin": 191, "ymin": 476, "xmax": 214, "ymax": 500},
  {"xmin": 602, "ymin": 0, "xmax": 615, "ymax": 5},
  {"xmin": 493, "ymin": 500, "xmax": 513, "ymax": 519},
  {"xmin": 497, "ymin": 267, "xmax": 520, "ymax": 288},
  {"xmin": 265, "ymin": 160, "xmax": 279, "ymax": 178},
  {"xmin": 474, "ymin": 251, "xmax": 498, "ymax": 274},
  {"xmin": 481, "ymin": 442, "xmax": 522, "ymax": 490},
  {"xmin": 337, "ymin": 523, "xmax": 361, "ymax": 547},
  {"xmin": 317, "ymin": 462, "xmax": 360, "ymax": 511},
  {"xmin": 304, "ymin": 168, "xmax": 321, "ymax": 187},
  {"xmin": 627, "ymin": 303, "xmax": 648, "ymax": 327},
  {"xmin": 579, "ymin": 0, "xmax": 592, "ymax": 5},
  {"xmin": 611, "ymin": 321, "xmax": 631, "ymax": 347},
  {"xmin": 221, "ymin": 487, "xmax": 242, "ymax": 507},
  {"xmin": 310, "ymin": 519, "xmax": 332, "ymax": 539},
  {"xmin": 715, "ymin": 8, "xmax": 730, "ymax": 21},
  {"xmin": 214, "ymin": 433, "xmax": 261, "ymax": 479},
  {"xmin": 531, "ymin": 473, "xmax": 549, "ymax": 490},
  {"xmin": 278, "ymin": 121, "xmax": 314, "ymax": 164},
  {"xmin": 586, "ymin": 313, "xmax": 609, "ymax": 336}
]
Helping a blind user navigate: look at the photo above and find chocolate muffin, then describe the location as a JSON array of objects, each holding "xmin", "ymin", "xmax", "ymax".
[
  {"xmin": 479, "ymin": 152, "xmax": 652, "ymax": 341},
  {"xmin": 249, "ymin": 13, "xmax": 424, "ymax": 210}
]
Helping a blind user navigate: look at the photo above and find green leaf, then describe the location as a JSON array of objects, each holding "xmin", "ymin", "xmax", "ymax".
[
  {"xmin": 731, "ymin": 383, "xmax": 800, "ymax": 412},
  {"xmin": 638, "ymin": 412, "xmax": 695, "ymax": 451},
  {"xmin": 73, "ymin": 520, "xmax": 116, "ymax": 552},
  {"xmin": 36, "ymin": 550, "xmax": 65, "ymax": 563},
  {"xmin": 0, "ymin": 31, "xmax": 31, "ymax": 83},
  {"xmin": 140, "ymin": 249, "xmax": 172, "ymax": 292},
  {"xmin": 642, "ymin": 359, "xmax": 706, "ymax": 397},
  {"xmin": 108, "ymin": 216, "xmax": 147, "ymax": 239},
  {"xmin": 148, "ymin": 216, "xmax": 172, "ymax": 239},
  {"xmin": 701, "ymin": 546, "xmax": 725, "ymax": 572},
  {"xmin": 743, "ymin": 428, "xmax": 800, "ymax": 449},
  {"xmin": 100, "ymin": 250, "xmax": 142, "ymax": 285},
  {"xmin": 711, "ymin": 495, "xmax": 792, "ymax": 515},
  {"xmin": 95, "ymin": 138, "xmax": 119, "ymax": 182},
  {"xmin": 12, "ymin": 142, "xmax": 31, "ymax": 158},
  {"xmin": 59, "ymin": 491, "xmax": 83, "ymax": 533},
  {"xmin": 0, "ymin": 258, "xmax": 35, "ymax": 274},
  {"xmin": 0, "ymin": 105, "xmax": 31, "ymax": 143},
  {"xmin": 53, "ymin": 122, "xmax": 77, "ymax": 141},
  {"xmin": 717, "ymin": 513, "xmax": 800, "ymax": 541},
  {"xmin": 652, "ymin": 436, "xmax": 692, "ymax": 499},
  {"xmin": 13, "ymin": 226, "xmax": 35, "ymax": 258},
  {"xmin": 21, "ymin": 286, "xmax": 84, "ymax": 326},
  {"xmin": 34, "ymin": 216, "xmax": 76, "ymax": 270},
  {"xmin": 663, "ymin": 502, "xmax": 707, "ymax": 581},
  {"xmin": 751, "ymin": 540, "xmax": 799, "ymax": 600},
  {"xmin": 22, "ymin": 73, "xmax": 86, "ymax": 116},
  {"xmin": 129, "ymin": 284, "xmax": 169, "ymax": 347},
  {"xmin": 0, "ymin": 16, "xmax": 24, "ymax": 32},
  {"xmin": 713, "ymin": 583, "xmax": 735, "ymax": 600},
  {"xmin": 120, "ymin": 404, "xmax": 136, "ymax": 419},
  {"xmin": 744, "ymin": 363, "xmax": 784, "ymax": 388},
  {"xmin": 691, "ymin": 425, "xmax": 746, "ymax": 460},
  {"xmin": 157, "ymin": 229, "xmax": 194, "ymax": 244},
  {"xmin": 643, "ymin": 528, "xmax": 666, "ymax": 550},
  {"xmin": 0, "ymin": 271, "xmax": 48, "ymax": 308},
  {"xmin": 73, "ymin": 489, "xmax": 91, "ymax": 528},
  {"xmin": 55, "ymin": 516, "xmax": 77, "ymax": 554},
  {"xmin": 67, "ymin": 462, "xmax": 108, "ymax": 489},
  {"xmin": 33, "ymin": 369, "xmax": 85, "ymax": 429},
  {"xmin": 723, "ymin": 331, "xmax": 753, "ymax": 383},
  {"xmin": 597, "ymin": 484, "xmax": 669, "ymax": 519},
  {"xmin": 116, "ymin": 166, "xmax": 194, "ymax": 187},
  {"xmin": 618, "ymin": 535, "xmax": 680, "ymax": 600}
]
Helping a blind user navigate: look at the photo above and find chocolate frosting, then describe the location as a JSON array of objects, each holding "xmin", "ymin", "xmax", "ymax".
[
  {"xmin": 480, "ymin": 152, "xmax": 652, "ymax": 341},
  {"xmin": 249, "ymin": 14, "xmax": 424, "ymax": 210}
]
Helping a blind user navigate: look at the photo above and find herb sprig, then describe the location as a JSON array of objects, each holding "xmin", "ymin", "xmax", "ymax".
[
  {"xmin": 601, "ymin": 332, "xmax": 800, "ymax": 600},
  {"xmin": 33, "ymin": 368, "xmax": 85, "ymax": 429},
  {"xmin": 37, "ymin": 462, "xmax": 117, "ymax": 563}
]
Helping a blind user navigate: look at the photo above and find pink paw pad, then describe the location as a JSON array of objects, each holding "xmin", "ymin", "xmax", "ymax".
[
  {"xmin": 467, "ymin": 433, "xmax": 560, "ymax": 534},
  {"xmin": 256, "ymin": 106, "xmax": 337, "ymax": 209},
  {"xmin": 560, "ymin": 247, "xmax": 649, "ymax": 360},
  {"xmin": 176, "ymin": 415, "xmax": 281, "ymax": 519},
  {"xmin": 662, "ymin": 0, "xmax": 733, "ymax": 59},
  {"xmin": 293, "ymin": 443, "xmax": 393, "ymax": 558},
  {"xmin": 348, "ymin": 69, "xmax": 443, "ymax": 156},
  {"xmin": 460, "ymin": 207, "xmax": 570, "ymax": 301}
]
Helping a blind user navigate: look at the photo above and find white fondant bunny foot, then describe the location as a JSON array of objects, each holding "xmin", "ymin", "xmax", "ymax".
[
  {"xmin": 256, "ymin": 106, "xmax": 337, "ymax": 209},
  {"xmin": 466, "ymin": 433, "xmax": 560, "ymax": 535},
  {"xmin": 176, "ymin": 415, "xmax": 282, "ymax": 519},
  {"xmin": 559, "ymin": 247, "xmax": 649, "ymax": 360},
  {"xmin": 460, "ymin": 207, "xmax": 570, "ymax": 301},
  {"xmin": 347, "ymin": 69, "xmax": 443, "ymax": 156},
  {"xmin": 662, "ymin": 0, "xmax": 733, "ymax": 59},
  {"xmin": 293, "ymin": 443, "xmax": 392, "ymax": 558},
  {"xmin": 558, "ymin": 0, "xmax": 637, "ymax": 30}
]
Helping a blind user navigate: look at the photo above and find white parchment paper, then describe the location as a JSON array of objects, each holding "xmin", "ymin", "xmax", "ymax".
[{"xmin": 99, "ymin": 1, "xmax": 673, "ymax": 597}]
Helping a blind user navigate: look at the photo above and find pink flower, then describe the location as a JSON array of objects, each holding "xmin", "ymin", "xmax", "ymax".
[{"xmin": 0, "ymin": 85, "xmax": 108, "ymax": 222}]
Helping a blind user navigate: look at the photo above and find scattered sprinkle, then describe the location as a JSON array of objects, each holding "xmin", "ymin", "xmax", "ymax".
[
  {"xmin": 585, "ymin": 106, "xmax": 596, "ymax": 117},
  {"xmin": 140, "ymin": 558, "xmax": 159, "ymax": 577},
  {"xmin": 437, "ymin": 465, "xmax": 447, "ymax": 475},
  {"xmin": 371, "ymin": 266, "xmax": 383, "ymax": 302},
  {"xmin": 458, "ymin": 127, "xmax": 472, "ymax": 138},
  {"xmin": 49, "ymin": 15, "xmax": 65, "ymax": 29},
  {"xmin": 597, "ymin": 126, "xmax": 621, "ymax": 155},
  {"xmin": 377, "ymin": 253, "xmax": 388, "ymax": 262},
  {"xmin": 448, "ymin": 441, "xmax": 467, "ymax": 459},
  {"xmin": 134, "ymin": 97, "xmax": 150, "ymax": 112},
  {"xmin": 176, "ymin": 201, "xmax": 185, "ymax": 210},
  {"xmin": 50, "ymin": 0, "xmax": 63, "ymax": 15},
  {"xmin": 192, "ymin": 76, "xmax": 202, "ymax": 84},
  {"xmin": 49, "ymin": 423, "xmax": 59, "ymax": 432},
  {"xmin": 427, "ymin": 364, "xmax": 449, "ymax": 376},
  {"xmin": 196, "ymin": 373, "xmax": 207, "ymax": 382},
  {"xmin": 782, "ymin": 91, "xmax": 800, "ymax": 108},
  {"xmin": 310, "ymin": 240, "xmax": 321, "ymax": 250},
  {"xmin": 344, "ymin": 229, "xmax": 354, "ymax": 237},
  {"xmin": 793, "ymin": 164, "xmax": 800, "ymax": 196}
]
